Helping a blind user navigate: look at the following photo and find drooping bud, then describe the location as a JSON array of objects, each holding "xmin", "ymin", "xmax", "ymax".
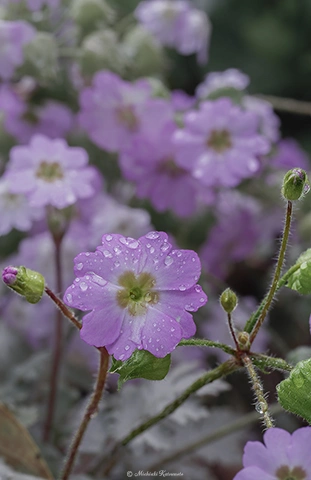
[
  {"xmin": 237, "ymin": 331, "xmax": 251, "ymax": 351},
  {"xmin": 220, "ymin": 288, "xmax": 238, "ymax": 314},
  {"xmin": 2, "ymin": 265, "xmax": 45, "ymax": 304},
  {"xmin": 281, "ymin": 168, "xmax": 310, "ymax": 201}
]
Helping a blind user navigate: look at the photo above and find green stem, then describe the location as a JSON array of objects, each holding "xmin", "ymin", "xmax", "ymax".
[
  {"xmin": 242, "ymin": 354, "xmax": 274, "ymax": 429},
  {"xmin": 93, "ymin": 359, "xmax": 239, "ymax": 476},
  {"xmin": 244, "ymin": 262, "xmax": 301, "ymax": 334},
  {"xmin": 178, "ymin": 338, "xmax": 236, "ymax": 356},
  {"xmin": 60, "ymin": 348, "xmax": 109, "ymax": 480},
  {"xmin": 248, "ymin": 201, "xmax": 293, "ymax": 344},
  {"xmin": 251, "ymin": 354, "xmax": 293, "ymax": 373},
  {"xmin": 146, "ymin": 402, "xmax": 284, "ymax": 471}
]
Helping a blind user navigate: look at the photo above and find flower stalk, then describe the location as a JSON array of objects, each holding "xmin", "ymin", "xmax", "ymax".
[{"xmin": 60, "ymin": 347, "xmax": 109, "ymax": 480}]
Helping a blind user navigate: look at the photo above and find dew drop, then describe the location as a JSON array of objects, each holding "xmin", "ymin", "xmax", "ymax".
[
  {"xmin": 179, "ymin": 285, "xmax": 186, "ymax": 291},
  {"xmin": 150, "ymin": 247, "xmax": 155, "ymax": 254},
  {"xmin": 146, "ymin": 232, "xmax": 160, "ymax": 239},
  {"xmin": 90, "ymin": 274, "xmax": 107, "ymax": 287},
  {"xmin": 148, "ymin": 338, "xmax": 152, "ymax": 343},
  {"xmin": 195, "ymin": 285, "xmax": 201, "ymax": 293},
  {"xmin": 153, "ymin": 323, "xmax": 157, "ymax": 327},
  {"xmin": 85, "ymin": 252, "xmax": 90, "ymax": 256},
  {"xmin": 105, "ymin": 234, "xmax": 113, "ymax": 241},
  {"xmin": 164, "ymin": 256, "xmax": 173, "ymax": 266},
  {"xmin": 66, "ymin": 293, "xmax": 72, "ymax": 303},
  {"xmin": 79, "ymin": 282, "xmax": 88, "ymax": 291},
  {"xmin": 128, "ymin": 240, "xmax": 139, "ymax": 249},
  {"xmin": 199, "ymin": 297, "xmax": 205, "ymax": 303},
  {"xmin": 176, "ymin": 251, "xmax": 182, "ymax": 257},
  {"xmin": 144, "ymin": 293, "xmax": 152, "ymax": 302},
  {"xmin": 161, "ymin": 242, "xmax": 170, "ymax": 252},
  {"xmin": 170, "ymin": 327, "xmax": 175, "ymax": 332},
  {"xmin": 191, "ymin": 257, "xmax": 196, "ymax": 262},
  {"xmin": 185, "ymin": 304, "xmax": 195, "ymax": 312},
  {"xmin": 103, "ymin": 250, "xmax": 113, "ymax": 258},
  {"xmin": 76, "ymin": 262, "xmax": 83, "ymax": 271},
  {"xmin": 114, "ymin": 246, "xmax": 122, "ymax": 255},
  {"xmin": 157, "ymin": 328, "xmax": 161, "ymax": 332},
  {"xmin": 114, "ymin": 261, "xmax": 120, "ymax": 267},
  {"xmin": 119, "ymin": 354, "xmax": 125, "ymax": 360},
  {"xmin": 255, "ymin": 402, "xmax": 264, "ymax": 414},
  {"xmin": 125, "ymin": 345, "xmax": 130, "ymax": 351}
]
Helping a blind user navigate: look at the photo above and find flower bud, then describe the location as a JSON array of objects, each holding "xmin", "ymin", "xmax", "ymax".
[
  {"xmin": 220, "ymin": 288, "xmax": 238, "ymax": 314},
  {"xmin": 22, "ymin": 32, "xmax": 59, "ymax": 81},
  {"xmin": 70, "ymin": 0, "xmax": 115, "ymax": 34},
  {"xmin": 281, "ymin": 168, "xmax": 310, "ymax": 201},
  {"xmin": 237, "ymin": 331, "xmax": 251, "ymax": 351},
  {"xmin": 2, "ymin": 265, "xmax": 45, "ymax": 304},
  {"xmin": 122, "ymin": 26, "xmax": 165, "ymax": 78},
  {"xmin": 79, "ymin": 30, "xmax": 125, "ymax": 76}
]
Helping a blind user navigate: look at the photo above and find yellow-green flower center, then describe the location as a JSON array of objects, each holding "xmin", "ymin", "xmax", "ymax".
[
  {"xmin": 207, "ymin": 129, "xmax": 232, "ymax": 153},
  {"xmin": 116, "ymin": 271, "xmax": 159, "ymax": 316},
  {"xmin": 159, "ymin": 157, "xmax": 186, "ymax": 178},
  {"xmin": 36, "ymin": 161, "xmax": 64, "ymax": 182},
  {"xmin": 276, "ymin": 465, "xmax": 306, "ymax": 480}
]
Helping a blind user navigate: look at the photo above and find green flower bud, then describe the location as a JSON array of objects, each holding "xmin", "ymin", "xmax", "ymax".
[
  {"xmin": 70, "ymin": 0, "xmax": 115, "ymax": 34},
  {"xmin": 79, "ymin": 30, "xmax": 125, "ymax": 76},
  {"xmin": 2, "ymin": 266, "xmax": 45, "ymax": 304},
  {"xmin": 237, "ymin": 331, "xmax": 251, "ymax": 351},
  {"xmin": 281, "ymin": 168, "xmax": 310, "ymax": 201},
  {"xmin": 22, "ymin": 32, "xmax": 59, "ymax": 81},
  {"xmin": 220, "ymin": 288, "xmax": 238, "ymax": 314},
  {"xmin": 123, "ymin": 26, "xmax": 165, "ymax": 78}
]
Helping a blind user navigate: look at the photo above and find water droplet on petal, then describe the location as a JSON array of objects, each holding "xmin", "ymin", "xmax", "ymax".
[
  {"xmin": 195, "ymin": 285, "xmax": 202, "ymax": 293},
  {"xmin": 161, "ymin": 242, "xmax": 170, "ymax": 252},
  {"xmin": 79, "ymin": 282, "xmax": 88, "ymax": 291},
  {"xmin": 146, "ymin": 232, "xmax": 160, "ymax": 239},
  {"xmin": 119, "ymin": 354, "xmax": 125, "ymax": 360},
  {"xmin": 150, "ymin": 247, "xmax": 155, "ymax": 254},
  {"xmin": 114, "ymin": 261, "xmax": 120, "ymax": 267},
  {"xmin": 192, "ymin": 257, "xmax": 196, "ymax": 262},
  {"xmin": 170, "ymin": 327, "xmax": 175, "ymax": 332},
  {"xmin": 128, "ymin": 240, "xmax": 139, "ymax": 249},
  {"xmin": 76, "ymin": 262, "xmax": 83, "ymax": 270},
  {"xmin": 103, "ymin": 250, "xmax": 113, "ymax": 258},
  {"xmin": 114, "ymin": 246, "xmax": 122, "ymax": 255},
  {"xmin": 90, "ymin": 274, "xmax": 107, "ymax": 287},
  {"xmin": 66, "ymin": 293, "xmax": 72, "ymax": 303},
  {"xmin": 125, "ymin": 345, "xmax": 130, "ymax": 351},
  {"xmin": 179, "ymin": 285, "xmax": 186, "ymax": 291},
  {"xmin": 304, "ymin": 183, "xmax": 310, "ymax": 195},
  {"xmin": 199, "ymin": 297, "xmax": 205, "ymax": 303},
  {"xmin": 176, "ymin": 251, "xmax": 182, "ymax": 257},
  {"xmin": 164, "ymin": 256, "xmax": 173, "ymax": 266},
  {"xmin": 105, "ymin": 235, "xmax": 113, "ymax": 241}
]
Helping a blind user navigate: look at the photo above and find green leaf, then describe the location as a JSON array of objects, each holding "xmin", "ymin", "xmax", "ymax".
[
  {"xmin": 286, "ymin": 248, "xmax": 311, "ymax": 294},
  {"xmin": 110, "ymin": 349, "xmax": 171, "ymax": 389},
  {"xmin": 277, "ymin": 357, "xmax": 311, "ymax": 423}
]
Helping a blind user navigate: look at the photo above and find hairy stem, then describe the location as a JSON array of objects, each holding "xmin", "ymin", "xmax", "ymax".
[
  {"xmin": 227, "ymin": 312, "xmax": 239, "ymax": 350},
  {"xmin": 93, "ymin": 359, "xmax": 239, "ymax": 476},
  {"xmin": 178, "ymin": 338, "xmax": 236, "ymax": 356},
  {"xmin": 60, "ymin": 347, "xmax": 109, "ymax": 480},
  {"xmin": 249, "ymin": 201, "xmax": 292, "ymax": 344},
  {"xmin": 242, "ymin": 354, "xmax": 274, "ymax": 429},
  {"xmin": 43, "ymin": 237, "xmax": 64, "ymax": 442},
  {"xmin": 45, "ymin": 286, "xmax": 81, "ymax": 330},
  {"xmin": 251, "ymin": 354, "xmax": 293, "ymax": 373}
]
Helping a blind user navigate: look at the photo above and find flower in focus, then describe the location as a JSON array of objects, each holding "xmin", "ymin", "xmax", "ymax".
[
  {"xmin": 135, "ymin": 0, "xmax": 211, "ymax": 63},
  {"xmin": 0, "ymin": 20, "xmax": 35, "ymax": 80},
  {"xmin": 5, "ymin": 134, "xmax": 96, "ymax": 209},
  {"xmin": 234, "ymin": 427, "xmax": 311, "ymax": 480},
  {"xmin": 79, "ymin": 71, "xmax": 152, "ymax": 152},
  {"xmin": 196, "ymin": 68, "xmax": 250, "ymax": 99},
  {"xmin": 64, "ymin": 232, "xmax": 207, "ymax": 360},
  {"xmin": 174, "ymin": 98, "xmax": 270, "ymax": 188}
]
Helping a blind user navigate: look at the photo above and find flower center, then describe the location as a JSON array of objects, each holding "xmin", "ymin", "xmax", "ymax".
[
  {"xmin": 158, "ymin": 157, "xmax": 186, "ymax": 178},
  {"xmin": 36, "ymin": 161, "xmax": 64, "ymax": 182},
  {"xmin": 116, "ymin": 271, "xmax": 159, "ymax": 316},
  {"xmin": 207, "ymin": 129, "xmax": 232, "ymax": 153},
  {"xmin": 21, "ymin": 110, "xmax": 39, "ymax": 125},
  {"xmin": 276, "ymin": 465, "xmax": 306, "ymax": 480},
  {"xmin": 116, "ymin": 106, "xmax": 139, "ymax": 131}
]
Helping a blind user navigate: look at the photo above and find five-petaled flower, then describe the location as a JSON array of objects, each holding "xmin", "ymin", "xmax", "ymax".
[
  {"xmin": 64, "ymin": 232, "xmax": 207, "ymax": 360},
  {"xmin": 234, "ymin": 427, "xmax": 311, "ymax": 480}
]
